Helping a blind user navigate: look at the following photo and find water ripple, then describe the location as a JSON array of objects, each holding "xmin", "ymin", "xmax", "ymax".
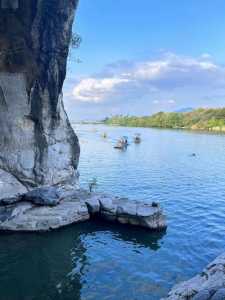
[{"xmin": 0, "ymin": 125, "xmax": 225, "ymax": 300}]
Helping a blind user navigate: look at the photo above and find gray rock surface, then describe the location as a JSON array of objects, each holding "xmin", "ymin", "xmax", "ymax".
[
  {"xmin": 85, "ymin": 194, "xmax": 101, "ymax": 214},
  {"xmin": 162, "ymin": 253, "xmax": 225, "ymax": 300},
  {"xmin": 211, "ymin": 288, "xmax": 225, "ymax": 300},
  {"xmin": 0, "ymin": 0, "xmax": 80, "ymax": 198},
  {"xmin": 0, "ymin": 202, "xmax": 33, "ymax": 223},
  {"xmin": 22, "ymin": 186, "xmax": 61, "ymax": 206},
  {"xmin": 0, "ymin": 199, "xmax": 89, "ymax": 232},
  {"xmin": 0, "ymin": 169, "xmax": 27, "ymax": 204},
  {"xmin": 0, "ymin": 186, "xmax": 167, "ymax": 232},
  {"xmin": 98, "ymin": 196, "xmax": 166, "ymax": 230},
  {"xmin": 192, "ymin": 290, "xmax": 211, "ymax": 300}
]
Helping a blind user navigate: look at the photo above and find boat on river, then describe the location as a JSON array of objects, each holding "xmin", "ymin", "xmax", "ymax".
[
  {"xmin": 114, "ymin": 136, "xmax": 128, "ymax": 149},
  {"xmin": 134, "ymin": 133, "xmax": 141, "ymax": 144}
]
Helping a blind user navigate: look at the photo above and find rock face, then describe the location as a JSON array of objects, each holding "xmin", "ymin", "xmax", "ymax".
[
  {"xmin": 0, "ymin": 169, "xmax": 27, "ymax": 204},
  {"xmin": 162, "ymin": 253, "xmax": 225, "ymax": 300},
  {"xmin": 0, "ymin": 186, "xmax": 167, "ymax": 231},
  {"xmin": 97, "ymin": 196, "xmax": 166, "ymax": 229},
  {"xmin": 0, "ymin": 0, "xmax": 80, "ymax": 197},
  {"xmin": 0, "ymin": 1, "xmax": 167, "ymax": 234}
]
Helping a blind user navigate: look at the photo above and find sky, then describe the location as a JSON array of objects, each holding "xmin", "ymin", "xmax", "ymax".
[{"xmin": 64, "ymin": 0, "xmax": 225, "ymax": 121}]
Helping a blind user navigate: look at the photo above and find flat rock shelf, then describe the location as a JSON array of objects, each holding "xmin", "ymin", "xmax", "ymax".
[
  {"xmin": 0, "ymin": 185, "xmax": 167, "ymax": 232},
  {"xmin": 162, "ymin": 252, "xmax": 225, "ymax": 300}
]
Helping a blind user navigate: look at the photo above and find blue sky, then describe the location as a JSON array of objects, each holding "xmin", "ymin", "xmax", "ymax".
[{"xmin": 64, "ymin": 0, "xmax": 225, "ymax": 121}]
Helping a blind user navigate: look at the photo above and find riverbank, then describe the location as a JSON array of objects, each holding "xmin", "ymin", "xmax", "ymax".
[{"xmin": 103, "ymin": 108, "xmax": 225, "ymax": 134}]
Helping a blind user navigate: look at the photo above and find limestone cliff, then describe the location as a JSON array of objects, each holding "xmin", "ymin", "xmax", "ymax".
[{"xmin": 0, "ymin": 0, "xmax": 80, "ymax": 199}]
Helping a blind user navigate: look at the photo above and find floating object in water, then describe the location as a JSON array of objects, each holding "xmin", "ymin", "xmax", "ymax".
[
  {"xmin": 114, "ymin": 136, "xmax": 128, "ymax": 149},
  {"xmin": 190, "ymin": 153, "xmax": 196, "ymax": 157},
  {"xmin": 134, "ymin": 133, "xmax": 141, "ymax": 144}
]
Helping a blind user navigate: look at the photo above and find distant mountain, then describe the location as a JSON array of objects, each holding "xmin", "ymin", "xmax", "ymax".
[{"xmin": 174, "ymin": 107, "xmax": 194, "ymax": 113}]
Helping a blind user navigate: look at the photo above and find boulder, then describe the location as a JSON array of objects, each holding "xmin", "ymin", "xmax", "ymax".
[
  {"xmin": 22, "ymin": 186, "xmax": 61, "ymax": 206},
  {"xmin": 98, "ymin": 195, "xmax": 166, "ymax": 230},
  {"xmin": 85, "ymin": 195, "xmax": 101, "ymax": 214},
  {"xmin": 0, "ymin": 187, "xmax": 167, "ymax": 232},
  {"xmin": 0, "ymin": 195, "xmax": 89, "ymax": 232},
  {"xmin": 162, "ymin": 253, "xmax": 225, "ymax": 300}
]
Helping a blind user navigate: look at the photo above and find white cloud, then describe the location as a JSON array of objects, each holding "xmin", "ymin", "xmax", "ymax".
[
  {"xmin": 134, "ymin": 61, "xmax": 169, "ymax": 80},
  {"xmin": 152, "ymin": 99, "xmax": 176, "ymax": 105},
  {"xmin": 153, "ymin": 100, "xmax": 159, "ymax": 104},
  {"xmin": 168, "ymin": 99, "xmax": 176, "ymax": 104},
  {"xmin": 72, "ymin": 77, "xmax": 130, "ymax": 102},
  {"xmin": 201, "ymin": 53, "xmax": 212, "ymax": 60},
  {"xmin": 68, "ymin": 53, "xmax": 225, "ymax": 104}
]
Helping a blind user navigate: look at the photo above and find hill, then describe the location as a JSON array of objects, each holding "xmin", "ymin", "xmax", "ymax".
[{"xmin": 104, "ymin": 108, "xmax": 225, "ymax": 132}]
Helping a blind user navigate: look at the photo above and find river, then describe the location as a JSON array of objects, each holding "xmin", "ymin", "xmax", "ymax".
[{"xmin": 1, "ymin": 124, "xmax": 225, "ymax": 300}]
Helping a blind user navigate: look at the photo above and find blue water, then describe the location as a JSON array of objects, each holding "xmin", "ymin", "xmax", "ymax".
[{"xmin": 1, "ymin": 124, "xmax": 225, "ymax": 300}]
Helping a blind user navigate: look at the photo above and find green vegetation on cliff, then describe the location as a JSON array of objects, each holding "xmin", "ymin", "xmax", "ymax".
[{"xmin": 104, "ymin": 108, "xmax": 225, "ymax": 132}]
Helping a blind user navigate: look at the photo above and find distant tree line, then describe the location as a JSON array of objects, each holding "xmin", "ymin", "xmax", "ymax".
[{"xmin": 104, "ymin": 108, "xmax": 225, "ymax": 132}]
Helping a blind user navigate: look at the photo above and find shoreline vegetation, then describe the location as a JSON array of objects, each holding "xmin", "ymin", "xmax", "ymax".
[{"xmin": 103, "ymin": 108, "xmax": 225, "ymax": 133}]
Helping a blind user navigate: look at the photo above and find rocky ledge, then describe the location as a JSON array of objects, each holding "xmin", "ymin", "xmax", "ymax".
[
  {"xmin": 162, "ymin": 253, "xmax": 225, "ymax": 300},
  {"xmin": 0, "ymin": 185, "xmax": 167, "ymax": 232}
]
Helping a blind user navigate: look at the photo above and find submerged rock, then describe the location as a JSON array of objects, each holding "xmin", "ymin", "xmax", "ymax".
[
  {"xmin": 0, "ymin": 186, "xmax": 167, "ymax": 232},
  {"xmin": 162, "ymin": 253, "xmax": 225, "ymax": 300}
]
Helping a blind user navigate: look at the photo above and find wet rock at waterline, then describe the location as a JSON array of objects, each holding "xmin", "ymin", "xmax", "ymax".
[
  {"xmin": 0, "ymin": 0, "xmax": 80, "ymax": 197},
  {"xmin": 162, "ymin": 252, "xmax": 225, "ymax": 300},
  {"xmin": 0, "ymin": 199, "xmax": 89, "ymax": 232},
  {"xmin": 98, "ymin": 196, "xmax": 166, "ymax": 229},
  {"xmin": 0, "ymin": 186, "xmax": 167, "ymax": 231}
]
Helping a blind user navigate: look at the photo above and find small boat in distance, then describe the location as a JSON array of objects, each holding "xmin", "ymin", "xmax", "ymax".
[
  {"xmin": 134, "ymin": 133, "xmax": 141, "ymax": 144},
  {"xmin": 114, "ymin": 136, "xmax": 128, "ymax": 149}
]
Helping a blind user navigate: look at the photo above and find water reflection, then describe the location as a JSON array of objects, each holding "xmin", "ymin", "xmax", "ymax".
[
  {"xmin": 57, "ymin": 221, "xmax": 166, "ymax": 300},
  {"xmin": 88, "ymin": 219, "xmax": 166, "ymax": 251},
  {"xmin": 0, "ymin": 220, "xmax": 165, "ymax": 300},
  {"xmin": 1, "ymin": 124, "xmax": 225, "ymax": 299}
]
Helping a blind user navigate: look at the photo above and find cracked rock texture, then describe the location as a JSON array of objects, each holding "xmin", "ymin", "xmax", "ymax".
[
  {"xmin": 0, "ymin": 186, "xmax": 167, "ymax": 231},
  {"xmin": 0, "ymin": 0, "xmax": 80, "ymax": 198},
  {"xmin": 162, "ymin": 253, "xmax": 225, "ymax": 300}
]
